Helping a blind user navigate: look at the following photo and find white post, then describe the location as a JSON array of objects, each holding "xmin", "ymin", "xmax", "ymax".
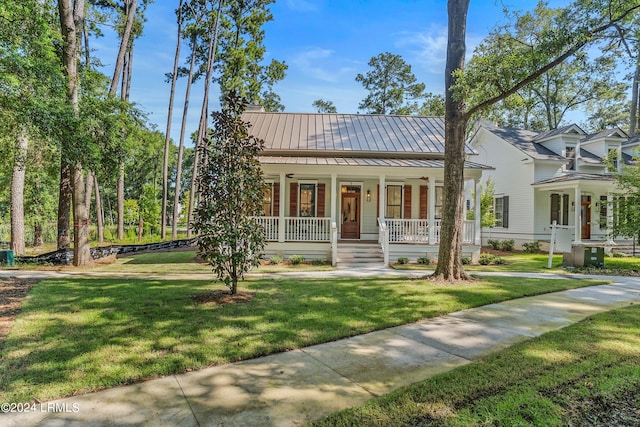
[
  {"xmin": 606, "ymin": 192, "xmax": 615, "ymax": 245},
  {"xmin": 428, "ymin": 177, "xmax": 436, "ymax": 244},
  {"xmin": 278, "ymin": 172, "xmax": 286, "ymax": 243},
  {"xmin": 573, "ymin": 186, "xmax": 581, "ymax": 244},
  {"xmin": 331, "ymin": 222, "xmax": 337, "ymax": 267},
  {"xmin": 379, "ymin": 175, "xmax": 386, "ymax": 221},
  {"xmin": 331, "ymin": 173, "xmax": 337, "ymax": 226},
  {"xmin": 548, "ymin": 220, "xmax": 557, "ymax": 269},
  {"xmin": 383, "ymin": 225, "xmax": 389, "ymax": 267},
  {"xmin": 474, "ymin": 178, "xmax": 481, "ymax": 245}
]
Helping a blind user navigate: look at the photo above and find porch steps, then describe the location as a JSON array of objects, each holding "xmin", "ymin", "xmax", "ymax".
[{"xmin": 336, "ymin": 242, "xmax": 384, "ymax": 265}]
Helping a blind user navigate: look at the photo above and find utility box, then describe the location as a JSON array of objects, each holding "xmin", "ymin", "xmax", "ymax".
[
  {"xmin": 0, "ymin": 249, "xmax": 14, "ymax": 267},
  {"xmin": 563, "ymin": 244, "xmax": 604, "ymax": 267}
]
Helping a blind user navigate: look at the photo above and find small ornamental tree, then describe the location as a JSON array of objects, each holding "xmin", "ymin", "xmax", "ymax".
[{"xmin": 194, "ymin": 93, "xmax": 266, "ymax": 295}]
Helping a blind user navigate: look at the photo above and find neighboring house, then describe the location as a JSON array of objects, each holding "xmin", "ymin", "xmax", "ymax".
[
  {"xmin": 242, "ymin": 106, "xmax": 489, "ymax": 265},
  {"xmin": 471, "ymin": 123, "xmax": 637, "ymax": 249}
]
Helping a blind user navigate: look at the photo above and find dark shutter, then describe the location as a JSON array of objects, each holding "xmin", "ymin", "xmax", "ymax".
[
  {"xmin": 273, "ymin": 183, "xmax": 280, "ymax": 216},
  {"xmin": 562, "ymin": 194, "xmax": 569, "ymax": 225},
  {"xmin": 317, "ymin": 183, "xmax": 325, "ymax": 217},
  {"xmin": 502, "ymin": 196, "xmax": 509, "ymax": 228},
  {"xmin": 419, "ymin": 185, "xmax": 428, "ymax": 219},
  {"xmin": 289, "ymin": 182, "xmax": 298, "ymax": 217},
  {"xmin": 403, "ymin": 185, "xmax": 412, "ymax": 219},
  {"xmin": 550, "ymin": 194, "xmax": 560, "ymax": 224}
]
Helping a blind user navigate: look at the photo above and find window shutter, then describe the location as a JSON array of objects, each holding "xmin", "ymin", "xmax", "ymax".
[
  {"xmin": 419, "ymin": 186, "xmax": 428, "ymax": 219},
  {"xmin": 562, "ymin": 194, "xmax": 569, "ymax": 226},
  {"xmin": 317, "ymin": 183, "xmax": 325, "ymax": 217},
  {"xmin": 550, "ymin": 194, "xmax": 559, "ymax": 224},
  {"xmin": 502, "ymin": 196, "xmax": 509, "ymax": 228},
  {"xmin": 289, "ymin": 182, "xmax": 298, "ymax": 217},
  {"xmin": 273, "ymin": 183, "xmax": 280, "ymax": 216},
  {"xmin": 403, "ymin": 185, "xmax": 412, "ymax": 219}
]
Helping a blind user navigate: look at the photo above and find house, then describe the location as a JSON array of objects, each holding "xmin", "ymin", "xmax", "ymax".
[
  {"xmin": 242, "ymin": 107, "xmax": 489, "ymax": 265},
  {"xmin": 470, "ymin": 123, "xmax": 637, "ymax": 249}
]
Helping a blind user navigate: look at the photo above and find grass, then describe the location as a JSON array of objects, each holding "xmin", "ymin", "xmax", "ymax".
[
  {"xmin": 0, "ymin": 274, "xmax": 607, "ymax": 403},
  {"xmin": 312, "ymin": 304, "xmax": 640, "ymax": 426},
  {"xmin": 393, "ymin": 253, "xmax": 566, "ymax": 273}
]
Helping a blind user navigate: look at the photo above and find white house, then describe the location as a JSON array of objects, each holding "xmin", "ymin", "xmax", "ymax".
[
  {"xmin": 471, "ymin": 123, "xmax": 638, "ymax": 249},
  {"xmin": 243, "ymin": 108, "xmax": 489, "ymax": 265}
]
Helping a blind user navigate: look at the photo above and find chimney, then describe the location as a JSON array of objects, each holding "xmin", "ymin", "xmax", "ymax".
[{"xmin": 245, "ymin": 100, "xmax": 265, "ymax": 112}]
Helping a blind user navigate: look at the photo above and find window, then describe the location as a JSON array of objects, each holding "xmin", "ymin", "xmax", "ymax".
[
  {"xmin": 599, "ymin": 195, "xmax": 608, "ymax": 229},
  {"xmin": 494, "ymin": 196, "xmax": 509, "ymax": 228},
  {"xmin": 299, "ymin": 183, "xmax": 316, "ymax": 217},
  {"xmin": 565, "ymin": 145, "xmax": 576, "ymax": 171},
  {"xmin": 263, "ymin": 183, "xmax": 273, "ymax": 216},
  {"xmin": 550, "ymin": 193, "xmax": 569, "ymax": 226},
  {"xmin": 386, "ymin": 185, "xmax": 402, "ymax": 218},
  {"xmin": 435, "ymin": 186, "xmax": 443, "ymax": 219}
]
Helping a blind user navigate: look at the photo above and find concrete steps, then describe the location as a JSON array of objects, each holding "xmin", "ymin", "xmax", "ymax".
[{"xmin": 336, "ymin": 242, "xmax": 384, "ymax": 265}]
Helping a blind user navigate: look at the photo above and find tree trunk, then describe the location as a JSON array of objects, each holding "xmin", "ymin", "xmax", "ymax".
[
  {"xmin": 94, "ymin": 174, "xmax": 104, "ymax": 243},
  {"xmin": 162, "ymin": 0, "xmax": 184, "ymax": 240},
  {"xmin": 172, "ymin": 34, "xmax": 199, "ymax": 241},
  {"xmin": 10, "ymin": 131, "xmax": 28, "ymax": 255},
  {"xmin": 73, "ymin": 165, "xmax": 91, "ymax": 265},
  {"xmin": 108, "ymin": 0, "xmax": 137, "ymax": 97},
  {"xmin": 33, "ymin": 223, "xmax": 44, "ymax": 247},
  {"xmin": 630, "ymin": 63, "xmax": 639, "ymax": 135},
  {"xmin": 117, "ymin": 162, "xmax": 125, "ymax": 239},
  {"xmin": 433, "ymin": 0, "xmax": 472, "ymax": 281},
  {"xmin": 57, "ymin": 163, "xmax": 72, "ymax": 249}
]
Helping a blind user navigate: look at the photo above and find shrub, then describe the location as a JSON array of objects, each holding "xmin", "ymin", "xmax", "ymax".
[
  {"xmin": 479, "ymin": 253, "xmax": 495, "ymax": 265},
  {"xmin": 522, "ymin": 241, "xmax": 541, "ymax": 253},
  {"xmin": 462, "ymin": 257, "xmax": 471, "ymax": 265},
  {"xmin": 612, "ymin": 252, "xmax": 629, "ymax": 258},
  {"xmin": 417, "ymin": 256, "xmax": 430, "ymax": 265},
  {"xmin": 499, "ymin": 239, "xmax": 515, "ymax": 252},
  {"xmin": 311, "ymin": 258, "xmax": 325, "ymax": 266},
  {"xmin": 487, "ymin": 239, "xmax": 500, "ymax": 250},
  {"xmin": 397, "ymin": 257, "xmax": 409, "ymax": 265},
  {"xmin": 269, "ymin": 255, "xmax": 283, "ymax": 265},
  {"xmin": 493, "ymin": 256, "xmax": 506, "ymax": 265},
  {"xmin": 288, "ymin": 255, "xmax": 305, "ymax": 265}
]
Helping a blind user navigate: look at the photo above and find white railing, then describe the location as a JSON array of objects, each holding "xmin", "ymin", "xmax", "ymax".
[
  {"xmin": 378, "ymin": 218, "xmax": 389, "ymax": 267},
  {"xmin": 331, "ymin": 222, "xmax": 338, "ymax": 267},
  {"xmin": 386, "ymin": 219, "xmax": 429, "ymax": 243},
  {"xmin": 463, "ymin": 220, "xmax": 475, "ymax": 244},
  {"xmin": 255, "ymin": 217, "xmax": 279, "ymax": 241},
  {"xmin": 285, "ymin": 217, "xmax": 331, "ymax": 242}
]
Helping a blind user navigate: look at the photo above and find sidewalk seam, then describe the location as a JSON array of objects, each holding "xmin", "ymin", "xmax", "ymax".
[{"xmin": 173, "ymin": 375, "xmax": 201, "ymax": 427}]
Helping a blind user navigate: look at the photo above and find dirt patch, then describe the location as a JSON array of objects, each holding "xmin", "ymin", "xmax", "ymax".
[
  {"xmin": 0, "ymin": 277, "xmax": 39, "ymax": 349},
  {"xmin": 567, "ymin": 389, "xmax": 640, "ymax": 426},
  {"xmin": 190, "ymin": 290, "xmax": 255, "ymax": 306}
]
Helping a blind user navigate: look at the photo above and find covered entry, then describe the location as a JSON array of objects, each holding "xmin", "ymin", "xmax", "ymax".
[{"xmin": 341, "ymin": 185, "xmax": 361, "ymax": 239}]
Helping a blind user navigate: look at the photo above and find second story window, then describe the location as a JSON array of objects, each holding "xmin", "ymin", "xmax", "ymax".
[
  {"xmin": 607, "ymin": 148, "xmax": 619, "ymax": 172},
  {"xmin": 565, "ymin": 145, "xmax": 576, "ymax": 171}
]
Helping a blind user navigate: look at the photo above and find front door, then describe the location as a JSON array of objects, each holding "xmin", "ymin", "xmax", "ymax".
[
  {"xmin": 341, "ymin": 192, "xmax": 361, "ymax": 239},
  {"xmin": 581, "ymin": 195, "xmax": 591, "ymax": 240}
]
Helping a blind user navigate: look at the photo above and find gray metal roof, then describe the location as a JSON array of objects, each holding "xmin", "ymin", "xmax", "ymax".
[
  {"xmin": 243, "ymin": 112, "xmax": 477, "ymax": 157},
  {"xmin": 533, "ymin": 173, "xmax": 615, "ymax": 186},
  {"xmin": 259, "ymin": 156, "xmax": 492, "ymax": 169},
  {"xmin": 581, "ymin": 127, "xmax": 628, "ymax": 143},
  {"xmin": 532, "ymin": 124, "xmax": 585, "ymax": 142},
  {"xmin": 483, "ymin": 126, "xmax": 565, "ymax": 161}
]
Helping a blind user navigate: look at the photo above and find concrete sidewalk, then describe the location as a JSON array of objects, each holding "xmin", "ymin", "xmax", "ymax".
[{"xmin": 1, "ymin": 273, "xmax": 640, "ymax": 426}]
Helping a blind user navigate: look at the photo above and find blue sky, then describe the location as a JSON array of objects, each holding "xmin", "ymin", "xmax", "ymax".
[{"xmin": 93, "ymin": 0, "xmax": 572, "ymax": 145}]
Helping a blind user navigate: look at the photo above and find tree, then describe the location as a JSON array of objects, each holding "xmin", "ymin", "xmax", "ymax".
[
  {"xmin": 419, "ymin": 93, "xmax": 446, "ymax": 116},
  {"xmin": 194, "ymin": 93, "xmax": 266, "ymax": 295},
  {"xmin": 312, "ymin": 99, "xmax": 337, "ymax": 113},
  {"xmin": 435, "ymin": 0, "xmax": 640, "ymax": 280},
  {"xmin": 608, "ymin": 152, "xmax": 640, "ymax": 245},
  {"xmin": 356, "ymin": 52, "xmax": 426, "ymax": 114}
]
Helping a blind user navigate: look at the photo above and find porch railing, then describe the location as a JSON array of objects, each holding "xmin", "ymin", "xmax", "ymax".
[
  {"xmin": 255, "ymin": 217, "xmax": 279, "ymax": 241},
  {"xmin": 379, "ymin": 218, "xmax": 475, "ymax": 244},
  {"xmin": 255, "ymin": 217, "xmax": 331, "ymax": 242}
]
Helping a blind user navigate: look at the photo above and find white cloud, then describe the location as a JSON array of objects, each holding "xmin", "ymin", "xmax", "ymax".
[{"xmin": 292, "ymin": 48, "xmax": 356, "ymax": 83}]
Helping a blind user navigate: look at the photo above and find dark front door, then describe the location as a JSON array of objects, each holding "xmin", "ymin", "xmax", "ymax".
[
  {"xmin": 581, "ymin": 195, "xmax": 591, "ymax": 240},
  {"xmin": 341, "ymin": 192, "xmax": 360, "ymax": 239}
]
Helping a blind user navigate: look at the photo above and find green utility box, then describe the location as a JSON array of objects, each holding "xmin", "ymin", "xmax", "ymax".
[
  {"xmin": 0, "ymin": 249, "xmax": 14, "ymax": 267},
  {"xmin": 583, "ymin": 246, "xmax": 604, "ymax": 267}
]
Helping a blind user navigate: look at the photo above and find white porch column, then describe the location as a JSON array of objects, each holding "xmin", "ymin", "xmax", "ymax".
[
  {"xmin": 573, "ymin": 185, "xmax": 581, "ymax": 244},
  {"xmin": 278, "ymin": 172, "xmax": 286, "ymax": 242},
  {"xmin": 428, "ymin": 178, "xmax": 436, "ymax": 243},
  {"xmin": 379, "ymin": 175, "xmax": 386, "ymax": 222},
  {"xmin": 474, "ymin": 178, "xmax": 481, "ymax": 245},
  {"xmin": 330, "ymin": 173, "xmax": 337, "ymax": 223},
  {"xmin": 606, "ymin": 192, "xmax": 615, "ymax": 244}
]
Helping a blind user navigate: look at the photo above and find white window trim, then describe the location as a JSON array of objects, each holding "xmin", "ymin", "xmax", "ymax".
[
  {"xmin": 298, "ymin": 181, "xmax": 318, "ymax": 217},
  {"xmin": 385, "ymin": 182, "xmax": 405, "ymax": 219}
]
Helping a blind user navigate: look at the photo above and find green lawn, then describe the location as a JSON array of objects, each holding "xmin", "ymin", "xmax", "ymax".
[
  {"xmin": 313, "ymin": 304, "xmax": 640, "ymax": 426},
  {"xmin": 0, "ymin": 274, "xmax": 606, "ymax": 403},
  {"xmin": 393, "ymin": 253, "xmax": 565, "ymax": 273}
]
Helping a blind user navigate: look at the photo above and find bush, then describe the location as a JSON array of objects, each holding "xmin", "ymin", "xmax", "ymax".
[
  {"xmin": 612, "ymin": 252, "xmax": 629, "ymax": 258},
  {"xmin": 499, "ymin": 239, "xmax": 515, "ymax": 252},
  {"xmin": 462, "ymin": 257, "xmax": 471, "ymax": 265},
  {"xmin": 311, "ymin": 258, "xmax": 325, "ymax": 266},
  {"xmin": 417, "ymin": 256, "xmax": 430, "ymax": 265},
  {"xmin": 522, "ymin": 241, "xmax": 541, "ymax": 253},
  {"xmin": 487, "ymin": 239, "xmax": 500, "ymax": 250},
  {"xmin": 397, "ymin": 257, "xmax": 409, "ymax": 265},
  {"xmin": 479, "ymin": 253, "xmax": 495, "ymax": 265},
  {"xmin": 493, "ymin": 256, "xmax": 506, "ymax": 265},
  {"xmin": 288, "ymin": 255, "xmax": 305, "ymax": 265},
  {"xmin": 269, "ymin": 255, "xmax": 283, "ymax": 265}
]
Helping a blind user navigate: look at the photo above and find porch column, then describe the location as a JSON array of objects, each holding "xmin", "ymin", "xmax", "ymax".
[
  {"xmin": 278, "ymin": 172, "xmax": 286, "ymax": 242},
  {"xmin": 606, "ymin": 192, "xmax": 615, "ymax": 244},
  {"xmin": 379, "ymin": 175, "xmax": 386, "ymax": 222},
  {"xmin": 573, "ymin": 185, "xmax": 581, "ymax": 244},
  {"xmin": 330, "ymin": 173, "xmax": 337, "ymax": 224},
  {"xmin": 474, "ymin": 178, "xmax": 481, "ymax": 245},
  {"xmin": 428, "ymin": 177, "xmax": 436, "ymax": 243}
]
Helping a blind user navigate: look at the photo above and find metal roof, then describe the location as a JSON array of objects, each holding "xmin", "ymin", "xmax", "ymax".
[
  {"xmin": 243, "ymin": 112, "xmax": 477, "ymax": 157},
  {"xmin": 259, "ymin": 156, "xmax": 492, "ymax": 169},
  {"xmin": 482, "ymin": 126, "xmax": 565, "ymax": 161},
  {"xmin": 533, "ymin": 173, "xmax": 615, "ymax": 186}
]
